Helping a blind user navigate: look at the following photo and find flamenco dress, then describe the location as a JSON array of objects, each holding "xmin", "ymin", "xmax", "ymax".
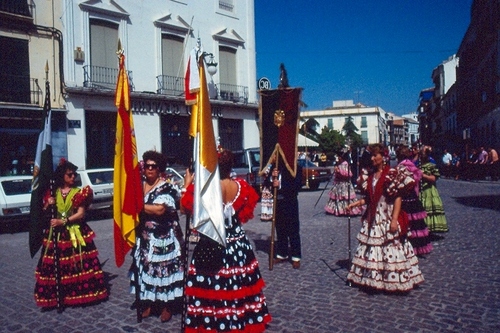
[
  {"xmin": 396, "ymin": 160, "xmax": 432, "ymax": 255},
  {"xmin": 182, "ymin": 178, "xmax": 271, "ymax": 332},
  {"xmin": 420, "ymin": 162, "xmax": 449, "ymax": 233},
  {"xmin": 346, "ymin": 166, "xmax": 424, "ymax": 292},
  {"xmin": 34, "ymin": 186, "xmax": 108, "ymax": 308},
  {"xmin": 130, "ymin": 181, "xmax": 184, "ymax": 305},
  {"xmin": 324, "ymin": 161, "xmax": 362, "ymax": 216}
]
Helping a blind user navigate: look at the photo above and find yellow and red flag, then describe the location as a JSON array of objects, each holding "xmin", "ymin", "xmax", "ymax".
[
  {"xmin": 187, "ymin": 55, "xmax": 225, "ymax": 245},
  {"xmin": 113, "ymin": 52, "xmax": 143, "ymax": 267}
]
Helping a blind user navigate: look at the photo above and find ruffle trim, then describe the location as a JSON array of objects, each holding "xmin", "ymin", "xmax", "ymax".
[
  {"xmin": 413, "ymin": 243, "xmax": 433, "ymax": 255},
  {"xmin": 42, "ymin": 230, "xmax": 96, "ymax": 252},
  {"xmin": 36, "ymin": 268, "xmax": 106, "ymax": 286},
  {"xmin": 407, "ymin": 211, "xmax": 427, "ymax": 221},
  {"xmin": 408, "ymin": 228, "xmax": 430, "ymax": 238},
  {"xmin": 185, "ymin": 277, "xmax": 266, "ymax": 300},
  {"xmin": 187, "ymin": 295, "xmax": 267, "ymax": 318},
  {"xmin": 130, "ymin": 286, "xmax": 184, "ymax": 302},
  {"xmin": 184, "ymin": 317, "xmax": 271, "ymax": 333},
  {"xmin": 131, "ymin": 270, "xmax": 185, "ymax": 288},
  {"xmin": 35, "ymin": 289, "xmax": 108, "ymax": 308},
  {"xmin": 347, "ymin": 271, "xmax": 424, "ymax": 292},
  {"xmin": 188, "ymin": 258, "xmax": 260, "ymax": 278}
]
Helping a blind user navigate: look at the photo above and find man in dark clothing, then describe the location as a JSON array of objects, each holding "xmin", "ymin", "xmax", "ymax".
[
  {"xmin": 359, "ymin": 146, "xmax": 372, "ymax": 174},
  {"xmin": 272, "ymin": 162, "xmax": 302, "ymax": 269}
]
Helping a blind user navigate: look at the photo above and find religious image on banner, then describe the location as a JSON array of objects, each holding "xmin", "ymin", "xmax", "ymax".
[{"xmin": 258, "ymin": 88, "xmax": 302, "ymax": 177}]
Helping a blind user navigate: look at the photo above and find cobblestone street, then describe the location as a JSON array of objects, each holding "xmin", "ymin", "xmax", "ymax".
[{"xmin": 0, "ymin": 178, "xmax": 499, "ymax": 333}]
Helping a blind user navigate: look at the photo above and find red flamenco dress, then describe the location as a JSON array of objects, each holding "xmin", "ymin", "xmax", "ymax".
[
  {"xmin": 34, "ymin": 186, "xmax": 108, "ymax": 309},
  {"xmin": 181, "ymin": 178, "xmax": 271, "ymax": 332}
]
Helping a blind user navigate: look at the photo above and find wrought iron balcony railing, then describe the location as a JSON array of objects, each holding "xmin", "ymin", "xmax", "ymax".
[
  {"xmin": 218, "ymin": 83, "xmax": 248, "ymax": 103},
  {"xmin": 83, "ymin": 65, "xmax": 134, "ymax": 91},
  {"xmin": 0, "ymin": 74, "xmax": 42, "ymax": 105},
  {"xmin": 0, "ymin": 0, "xmax": 33, "ymax": 17},
  {"xmin": 156, "ymin": 75, "xmax": 184, "ymax": 96}
]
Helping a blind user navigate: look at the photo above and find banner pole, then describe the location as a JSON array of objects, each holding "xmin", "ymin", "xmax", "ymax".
[{"xmin": 269, "ymin": 150, "xmax": 279, "ymax": 270}]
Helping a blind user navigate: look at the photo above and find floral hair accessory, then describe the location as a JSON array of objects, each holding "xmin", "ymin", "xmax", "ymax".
[{"xmin": 58, "ymin": 157, "xmax": 67, "ymax": 166}]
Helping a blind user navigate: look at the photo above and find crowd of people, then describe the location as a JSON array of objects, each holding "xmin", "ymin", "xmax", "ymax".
[
  {"xmin": 317, "ymin": 143, "xmax": 453, "ymax": 293},
  {"xmin": 440, "ymin": 146, "xmax": 499, "ymax": 182},
  {"xmin": 31, "ymin": 141, "xmax": 471, "ymax": 331}
]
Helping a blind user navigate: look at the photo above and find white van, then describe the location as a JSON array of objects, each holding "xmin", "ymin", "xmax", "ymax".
[
  {"xmin": 75, "ymin": 168, "xmax": 114, "ymax": 210},
  {"xmin": 0, "ymin": 175, "xmax": 32, "ymax": 222}
]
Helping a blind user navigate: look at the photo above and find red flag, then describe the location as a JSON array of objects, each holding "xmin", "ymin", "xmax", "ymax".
[
  {"xmin": 258, "ymin": 88, "xmax": 302, "ymax": 177},
  {"xmin": 113, "ymin": 52, "xmax": 143, "ymax": 267}
]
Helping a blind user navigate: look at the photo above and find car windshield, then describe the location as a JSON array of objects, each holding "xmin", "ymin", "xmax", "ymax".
[
  {"xmin": 88, "ymin": 171, "xmax": 113, "ymax": 185},
  {"xmin": 1, "ymin": 179, "xmax": 32, "ymax": 195},
  {"xmin": 248, "ymin": 150, "xmax": 260, "ymax": 167},
  {"xmin": 297, "ymin": 159, "xmax": 317, "ymax": 168}
]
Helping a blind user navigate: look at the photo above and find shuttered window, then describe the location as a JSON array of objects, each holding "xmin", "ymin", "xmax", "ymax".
[
  {"xmin": 90, "ymin": 19, "xmax": 119, "ymax": 69},
  {"xmin": 161, "ymin": 34, "xmax": 184, "ymax": 77},
  {"xmin": 218, "ymin": 46, "xmax": 236, "ymax": 85}
]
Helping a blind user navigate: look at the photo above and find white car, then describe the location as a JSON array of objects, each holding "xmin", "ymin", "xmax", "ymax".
[
  {"xmin": 75, "ymin": 168, "xmax": 114, "ymax": 210},
  {"xmin": 0, "ymin": 175, "xmax": 32, "ymax": 222}
]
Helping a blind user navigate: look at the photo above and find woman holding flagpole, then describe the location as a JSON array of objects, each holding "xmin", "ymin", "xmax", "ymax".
[
  {"xmin": 34, "ymin": 159, "xmax": 108, "ymax": 310},
  {"xmin": 181, "ymin": 148, "xmax": 271, "ymax": 332},
  {"xmin": 130, "ymin": 150, "xmax": 184, "ymax": 323}
]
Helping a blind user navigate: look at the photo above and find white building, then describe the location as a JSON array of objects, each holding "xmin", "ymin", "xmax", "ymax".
[
  {"xmin": 301, "ymin": 100, "xmax": 388, "ymax": 145},
  {"xmin": 401, "ymin": 113, "xmax": 420, "ymax": 145},
  {"xmin": 61, "ymin": 1, "xmax": 258, "ymax": 169}
]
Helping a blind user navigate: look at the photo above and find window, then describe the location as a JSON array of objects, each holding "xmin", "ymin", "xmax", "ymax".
[
  {"xmin": 219, "ymin": 0, "xmax": 234, "ymax": 12},
  {"xmin": 361, "ymin": 116, "xmax": 367, "ymax": 128},
  {"xmin": 0, "ymin": 36, "xmax": 30, "ymax": 103},
  {"xmin": 361, "ymin": 131, "xmax": 368, "ymax": 144},
  {"xmin": 327, "ymin": 119, "xmax": 333, "ymax": 129},
  {"xmin": 90, "ymin": 19, "xmax": 119, "ymax": 69},
  {"xmin": 161, "ymin": 34, "xmax": 184, "ymax": 77},
  {"xmin": 218, "ymin": 46, "xmax": 237, "ymax": 85}
]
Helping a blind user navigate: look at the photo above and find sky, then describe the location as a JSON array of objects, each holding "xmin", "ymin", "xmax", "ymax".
[{"xmin": 254, "ymin": 0, "xmax": 473, "ymax": 115}]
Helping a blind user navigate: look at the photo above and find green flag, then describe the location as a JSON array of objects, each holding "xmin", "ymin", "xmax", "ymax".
[{"xmin": 29, "ymin": 80, "xmax": 53, "ymax": 258}]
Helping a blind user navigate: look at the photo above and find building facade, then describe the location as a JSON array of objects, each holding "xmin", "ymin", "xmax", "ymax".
[
  {"xmin": 455, "ymin": 0, "xmax": 500, "ymax": 152},
  {"xmin": 0, "ymin": 0, "xmax": 66, "ymax": 175},
  {"xmin": 1, "ymin": 0, "xmax": 259, "ymax": 174},
  {"xmin": 63, "ymin": 0, "xmax": 259, "ymax": 170},
  {"xmin": 301, "ymin": 100, "xmax": 388, "ymax": 146}
]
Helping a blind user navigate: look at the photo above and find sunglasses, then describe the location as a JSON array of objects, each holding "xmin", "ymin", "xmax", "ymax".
[
  {"xmin": 145, "ymin": 163, "xmax": 158, "ymax": 170},
  {"xmin": 66, "ymin": 172, "xmax": 78, "ymax": 178}
]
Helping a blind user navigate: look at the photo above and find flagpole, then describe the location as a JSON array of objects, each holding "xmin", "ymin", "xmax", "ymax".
[
  {"xmin": 269, "ymin": 150, "xmax": 279, "ymax": 270},
  {"xmin": 43, "ymin": 62, "xmax": 62, "ymax": 311},
  {"xmin": 181, "ymin": 213, "xmax": 191, "ymax": 332}
]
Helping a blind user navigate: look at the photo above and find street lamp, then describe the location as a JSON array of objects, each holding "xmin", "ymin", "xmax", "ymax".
[{"xmin": 203, "ymin": 52, "xmax": 218, "ymax": 99}]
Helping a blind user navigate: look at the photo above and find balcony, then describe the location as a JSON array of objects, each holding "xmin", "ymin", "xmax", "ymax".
[
  {"xmin": 156, "ymin": 75, "xmax": 184, "ymax": 96},
  {"xmin": 0, "ymin": 74, "xmax": 42, "ymax": 105},
  {"xmin": 218, "ymin": 83, "xmax": 248, "ymax": 103},
  {"xmin": 83, "ymin": 65, "xmax": 134, "ymax": 91},
  {"xmin": 0, "ymin": 0, "xmax": 33, "ymax": 17}
]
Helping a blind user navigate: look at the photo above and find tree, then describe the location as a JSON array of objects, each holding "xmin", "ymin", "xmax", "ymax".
[
  {"xmin": 317, "ymin": 126, "xmax": 345, "ymax": 158},
  {"xmin": 342, "ymin": 116, "xmax": 363, "ymax": 148}
]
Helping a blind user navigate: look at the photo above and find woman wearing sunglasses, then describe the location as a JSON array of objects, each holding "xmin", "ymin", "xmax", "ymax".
[
  {"xmin": 130, "ymin": 150, "xmax": 184, "ymax": 323},
  {"xmin": 34, "ymin": 158, "xmax": 108, "ymax": 311}
]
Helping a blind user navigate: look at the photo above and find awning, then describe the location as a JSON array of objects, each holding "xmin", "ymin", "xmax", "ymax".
[{"xmin": 298, "ymin": 133, "xmax": 319, "ymax": 147}]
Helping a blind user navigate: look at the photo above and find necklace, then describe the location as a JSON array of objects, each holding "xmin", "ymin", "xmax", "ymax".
[
  {"xmin": 60, "ymin": 187, "xmax": 71, "ymax": 197},
  {"xmin": 144, "ymin": 178, "xmax": 160, "ymax": 193}
]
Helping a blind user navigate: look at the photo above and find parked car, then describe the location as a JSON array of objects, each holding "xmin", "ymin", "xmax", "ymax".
[
  {"xmin": 164, "ymin": 167, "xmax": 184, "ymax": 209},
  {"xmin": 231, "ymin": 148, "xmax": 262, "ymax": 191},
  {"xmin": 298, "ymin": 159, "xmax": 332, "ymax": 190},
  {"xmin": 75, "ymin": 168, "xmax": 114, "ymax": 210},
  {"xmin": 0, "ymin": 175, "xmax": 32, "ymax": 223}
]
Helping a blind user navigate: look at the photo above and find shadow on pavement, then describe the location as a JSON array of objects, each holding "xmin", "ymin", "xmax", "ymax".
[{"xmin": 453, "ymin": 194, "xmax": 500, "ymax": 212}]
